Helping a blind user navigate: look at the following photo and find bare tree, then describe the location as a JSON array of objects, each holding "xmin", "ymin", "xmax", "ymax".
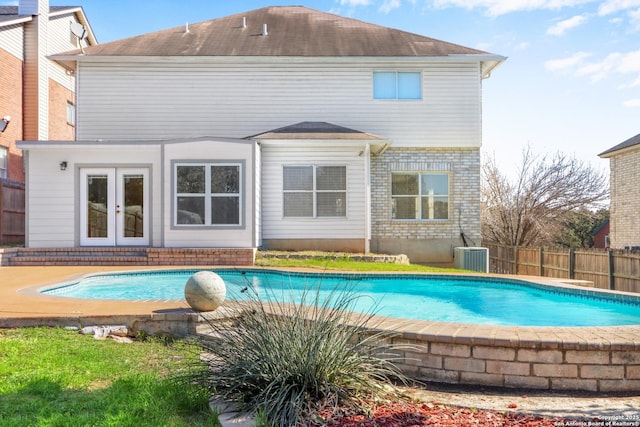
[{"xmin": 481, "ymin": 147, "xmax": 609, "ymax": 247}]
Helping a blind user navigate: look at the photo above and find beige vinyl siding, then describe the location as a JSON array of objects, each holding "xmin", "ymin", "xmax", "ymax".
[
  {"xmin": 0, "ymin": 24, "xmax": 25, "ymax": 60},
  {"xmin": 163, "ymin": 139, "xmax": 255, "ymax": 248},
  {"xmin": 47, "ymin": 13, "xmax": 81, "ymax": 91},
  {"xmin": 76, "ymin": 60, "xmax": 482, "ymax": 147},
  {"xmin": 261, "ymin": 144, "xmax": 367, "ymax": 240},
  {"xmin": 24, "ymin": 145, "xmax": 162, "ymax": 248}
]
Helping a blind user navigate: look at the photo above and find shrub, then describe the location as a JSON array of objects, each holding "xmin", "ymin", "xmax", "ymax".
[{"xmin": 189, "ymin": 279, "xmax": 408, "ymax": 426}]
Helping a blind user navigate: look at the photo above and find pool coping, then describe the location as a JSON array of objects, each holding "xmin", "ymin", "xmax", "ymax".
[{"xmin": 2, "ymin": 265, "xmax": 640, "ymax": 392}]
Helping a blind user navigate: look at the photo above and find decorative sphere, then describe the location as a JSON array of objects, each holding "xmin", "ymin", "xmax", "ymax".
[{"xmin": 184, "ymin": 271, "xmax": 226, "ymax": 312}]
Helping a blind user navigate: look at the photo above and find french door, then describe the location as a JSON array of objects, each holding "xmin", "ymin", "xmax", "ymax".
[{"xmin": 80, "ymin": 168, "xmax": 149, "ymax": 246}]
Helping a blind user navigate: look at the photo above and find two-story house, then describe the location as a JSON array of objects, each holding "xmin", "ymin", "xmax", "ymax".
[
  {"xmin": 18, "ymin": 6, "xmax": 504, "ymax": 264},
  {"xmin": 599, "ymin": 133, "xmax": 640, "ymax": 250},
  {"xmin": 0, "ymin": 0, "xmax": 96, "ymax": 182}
]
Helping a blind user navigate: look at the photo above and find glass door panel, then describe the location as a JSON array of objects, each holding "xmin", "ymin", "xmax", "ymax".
[
  {"xmin": 80, "ymin": 169, "xmax": 115, "ymax": 246},
  {"xmin": 116, "ymin": 169, "xmax": 148, "ymax": 245}
]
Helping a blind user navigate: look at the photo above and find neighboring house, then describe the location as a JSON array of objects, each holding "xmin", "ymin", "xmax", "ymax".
[
  {"xmin": 0, "ymin": 0, "xmax": 97, "ymax": 182},
  {"xmin": 591, "ymin": 218, "xmax": 609, "ymax": 249},
  {"xmin": 599, "ymin": 133, "xmax": 640, "ymax": 250},
  {"xmin": 18, "ymin": 5, "xmax": 504, "ymax": 264}
]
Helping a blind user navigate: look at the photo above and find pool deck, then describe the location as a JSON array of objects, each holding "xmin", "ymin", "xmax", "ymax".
[{"xmin": 0, "ymin": 265, "xmax": 197, "ymax": 320}]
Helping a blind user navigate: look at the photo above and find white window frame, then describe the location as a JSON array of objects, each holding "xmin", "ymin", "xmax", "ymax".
[
  {"xmin": 391, "ymin": 172, "xmax": 449, "ymax": 221},
  {"xmin": 0, "ymin": 146, "xmax": 7, "ymax": 179},
  {"xmin": 66, "ymin": 101, "xmax": 76, "ymax": 126},
  {"xmin": 283, "ymin": 165, "xmax": 347, "ymax": 218},
  {"xmin": 373, "ymin": 71, "xmax": 422, "ymax": 100},
  {"xmin": 174, "ymin": 162, "xmax": 243, "ymax": 227}
]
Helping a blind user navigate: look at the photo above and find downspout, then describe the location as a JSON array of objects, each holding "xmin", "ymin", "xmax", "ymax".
[{"xmin": 364, "ymin": 143, "xmax": 371, "ymax": 253}]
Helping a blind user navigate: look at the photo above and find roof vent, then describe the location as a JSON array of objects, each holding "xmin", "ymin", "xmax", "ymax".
[
  {"xmin": 262, "ymin": 23, "xmax": 268, "ymax": 36},
  {"xmin": 242, "ymin": 16, "xmax": 247, "ymax": 29}
]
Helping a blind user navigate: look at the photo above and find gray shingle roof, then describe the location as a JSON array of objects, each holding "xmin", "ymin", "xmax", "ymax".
[
  {"xmin": 0, "ymin": 6, "xmax": 81, "ymax": 26},
  {"xmin": 248, "ymin": 121, "xmax": 387, "ymax": 140},
  {"xmin": 599, "ymin": 133, "xmax": 640, "ymax": 157},
  {"xmin": 0, "ymin": 5, "xmax": 78, "ymax": 16},
  {"xmin": 71, "ymin": 6, "xmax": 494, "ymax": 58}
]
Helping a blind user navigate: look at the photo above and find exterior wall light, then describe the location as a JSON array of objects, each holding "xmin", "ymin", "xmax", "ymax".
[
  {"xmin": 0, "ymin": 116, "xmax": 10, "ymax": 133},
  {"xmin": 60, "ymin": 161, "xmax": 68, "ymax": 171}
]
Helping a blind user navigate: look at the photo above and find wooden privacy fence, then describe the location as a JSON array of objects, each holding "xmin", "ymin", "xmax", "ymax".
[
  {"xmin": 0, "ymin": 179, "xmax": 25, "ymax": 244},
  {"xmin": 485, "ymin": 242, "xmax": 640, "ymax": 293}
]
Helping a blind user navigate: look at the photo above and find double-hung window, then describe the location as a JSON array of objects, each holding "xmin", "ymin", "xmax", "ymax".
[
  {"xmin": 283, "ymin": 165, "xmax": 346, "ymax": 218},
  {"xmin": 373, "ymin": 71, "xmax": 422, "ymax": 100},
  {"xmin": 391, "ymin": 173, "xmax": 449, "ymax": 220},
  {"xmin": 175, "ymin": 162, "xmax": 242, "ymax": 226}
]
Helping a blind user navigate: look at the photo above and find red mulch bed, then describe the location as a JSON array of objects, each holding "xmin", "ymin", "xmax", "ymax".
[{"xmin": 314, "ymin": 401, "xmax": 591, "ymax": 426}]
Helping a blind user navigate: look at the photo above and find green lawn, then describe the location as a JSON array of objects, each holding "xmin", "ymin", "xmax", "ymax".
[
  {"xmin": 256, "ymin": 251, "xmax": 464, "ymax": 273},
  {"xmin": 0, "ymin": 327, "xmax": 217, "ymax": 427}
]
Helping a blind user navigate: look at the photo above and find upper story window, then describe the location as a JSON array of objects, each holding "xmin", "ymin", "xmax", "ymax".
[
  {"xmin": 66, "ymin": 102, "xmax": 76, "ymax": 126},
  {"xmin": 373, "ymin": 71, "xmax": 422, "ymax": 100},
  {"xmin": 283, "ymin": 165, "xmax": 347, "ymax": 218},
  {"xmin": 391, "ymin": 172, "xmax": 449, "ymax": 220},
  {"xmin": 0, "ymin": 147, "xmax": 7, "ymax": 179},
  {"xmin": 175, "ymin": 162, "xmax": 242, "ymax": 226}
]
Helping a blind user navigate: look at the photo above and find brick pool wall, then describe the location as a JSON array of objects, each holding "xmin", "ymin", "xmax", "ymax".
[{"xmin": 386, "ymin": 325, "xmax": 640, "ymax": 392}]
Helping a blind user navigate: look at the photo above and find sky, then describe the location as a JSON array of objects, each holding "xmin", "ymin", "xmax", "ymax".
[{"xmin": 6, "ymin": 0, "xmax": 640, "ymax": 177}]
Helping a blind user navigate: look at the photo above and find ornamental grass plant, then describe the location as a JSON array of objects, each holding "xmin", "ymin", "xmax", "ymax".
[{"xmin": 189, "ymin": 279, "xmax": 410, "ymax": 426}]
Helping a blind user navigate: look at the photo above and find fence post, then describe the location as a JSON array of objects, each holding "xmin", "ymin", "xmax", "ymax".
[
  {"xmin": 539, "ymin": 247, "xmax": 543, "ymax": 276},
  {"xmin": 569, "ymin": 248, "xmax": 575, "ymax": 279},
  {"xmin": 513, "ymin": 246, "xmax": 519, "ymax": 275},
  {"xmin": 608, "ymin": 250, "xmax": 615, "ymax": 290}
]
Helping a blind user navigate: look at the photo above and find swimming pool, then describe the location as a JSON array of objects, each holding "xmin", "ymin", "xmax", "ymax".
[{"xmin": 43, "ymin": 269, "xmax": 640, "ymax": 327}]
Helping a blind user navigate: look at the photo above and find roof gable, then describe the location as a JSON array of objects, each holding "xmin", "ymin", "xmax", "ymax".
[
  {"xmin": 70, "ymin": 6, "xmax": 494, "ymax": 58},
  {"xmin": 599, "ymin": 132, "xmax": 640, "ymax": 157}
]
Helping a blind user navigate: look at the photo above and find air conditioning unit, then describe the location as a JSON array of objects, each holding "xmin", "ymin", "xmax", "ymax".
[{"xmin": 454, "ymin": 247, "xmax": 489, "ymax": 273}]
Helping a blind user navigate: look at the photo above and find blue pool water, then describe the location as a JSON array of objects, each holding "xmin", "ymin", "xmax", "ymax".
[{"xmin": 43, "ymin": 269, "xmax": 640, "ymax": 327}]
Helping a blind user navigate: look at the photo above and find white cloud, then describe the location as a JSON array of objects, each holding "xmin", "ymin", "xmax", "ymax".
[
  {"xmin": 598, "ymin": 0, "xmax": 640, "ymax": 16},
  {"xmin": 545, "ymin": 52, "xmax": 592, "ymax": 71},
  {"xmin": 547, "ymin": 49, "xmax": 640, "ymax": 88},
  {"xmin": 576, "ymin": 52, "xmax": 621, "ymax": 82},
  {"xmin": 379, "ymin": 0, "xmax": 402, "ymax": 13},
  {"xmin": 338, "ymin": 0, "xmax": 372, "ymax": 6},
  {"xmin": 546, "ymin": 15, "xmax": 588, "ymax": 35},
  {"xmin": 431, "ymin": 0, "xmax": 595, "ymax": 17},
  {"xmin": 617, "ymin": 49, "xmax": 640, "ymax": 73},
  {"xmin": 628, "ymin": 75, "xmax": 640, "ymax": 87},
  {"xmin": 623, "ymin": 98, "xmax": 640, "ymax": 107}
]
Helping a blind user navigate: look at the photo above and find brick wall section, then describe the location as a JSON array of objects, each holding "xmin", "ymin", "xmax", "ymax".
[
  {"xmin": 146, "ymin": 248, "xmax": 255, "ymax": 266},
  {"xmin": 0, "ymin": 48, "xmax": 25, "ymax": 182},
  {"xmin": 8, "ymin": 247, "xmax": 256, "ymax": 266},
  {"xmin": 608, "ymin": 148, "xmax": 640, "ymax": 248},
  {"xmin": 387, "ymin": 334, "xmax": 640, "ymax": 392},
  {"xmin": 370, "ymin": 147, "xmax": 481, "ymax": 242},
  {"xmin": 48, "ymin": 79, "xmax": 75, "ymax": 140}
]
